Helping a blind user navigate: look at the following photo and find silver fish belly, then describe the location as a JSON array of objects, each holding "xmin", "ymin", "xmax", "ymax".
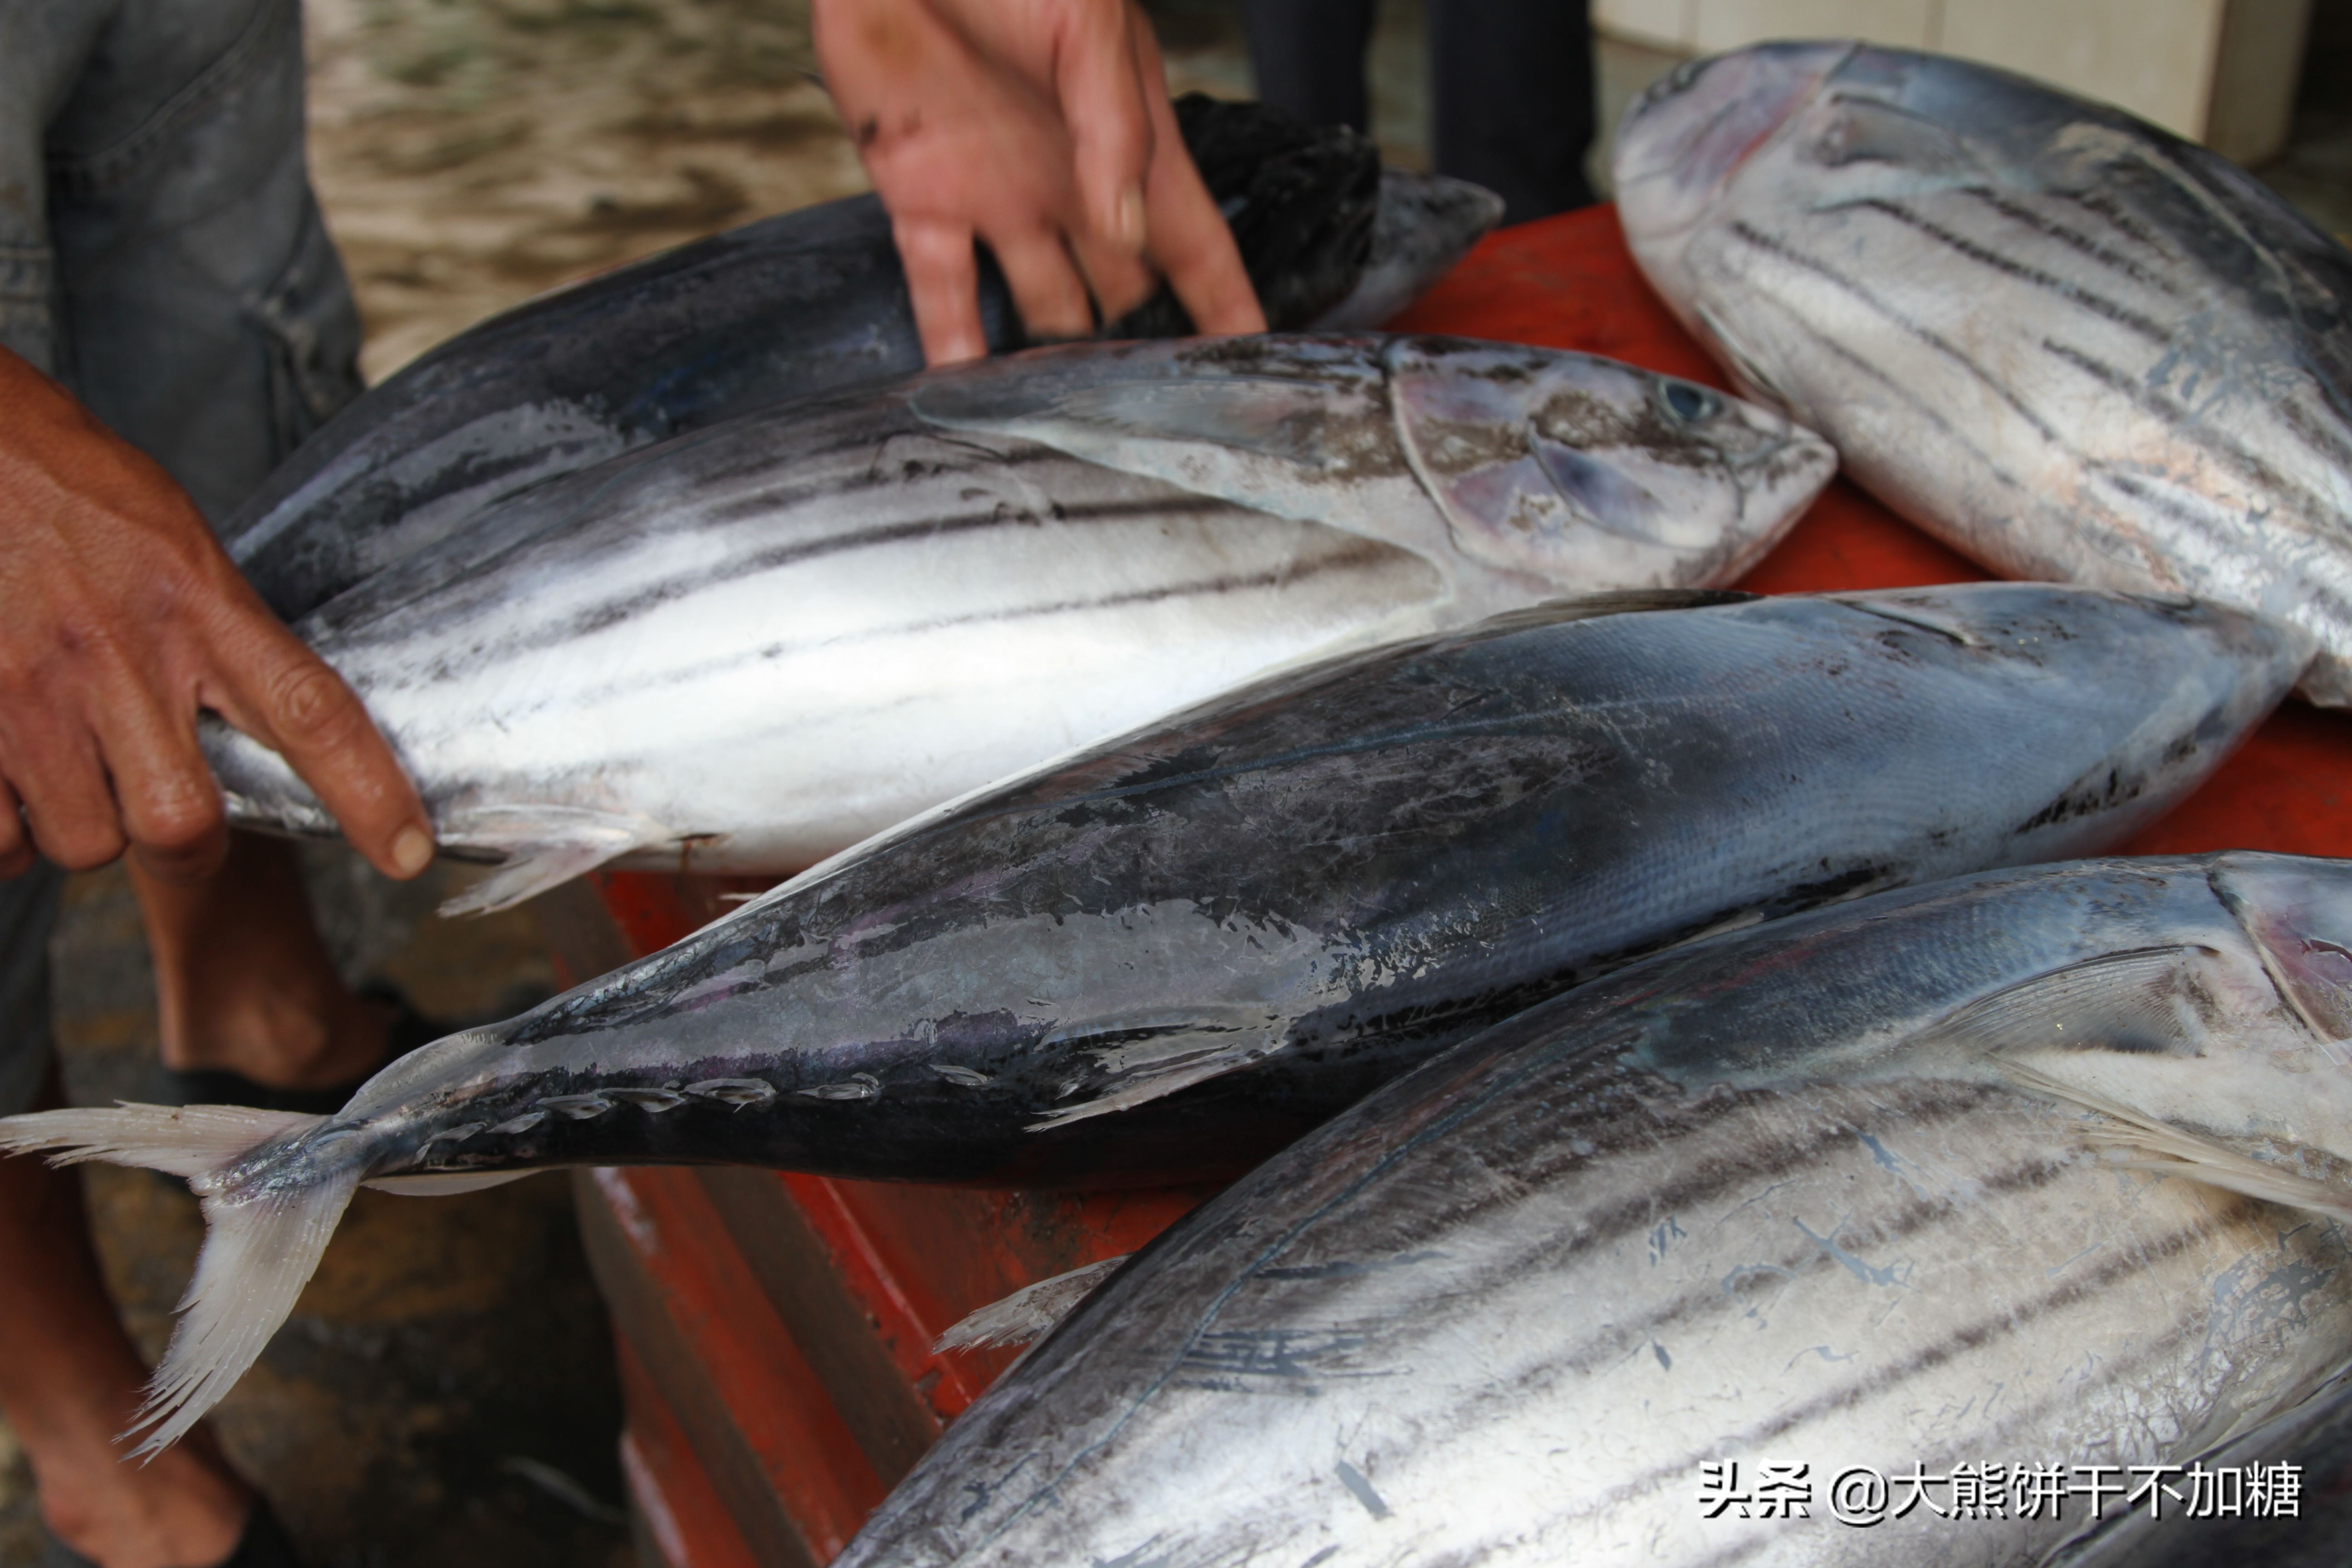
[
  {"xmin": 844, "ymin": 853, "xmax": 2352, "ymax": 1567},
  {"xmin": 1613, "ymin": 42, "xmax": 2352, "ymax": 705},
  {"xmin": 203, "ymin": 333, "xmax": 1835, "ymax": 911},
  {"xmin": 0, "ymin": 588, "xmax": 2313, "ymax": 1452}
]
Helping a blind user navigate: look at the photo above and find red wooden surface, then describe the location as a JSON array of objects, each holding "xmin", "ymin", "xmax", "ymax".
[{"xmin": 581, "ymin": 203, "xmax": 2352, "ymax": 1564}]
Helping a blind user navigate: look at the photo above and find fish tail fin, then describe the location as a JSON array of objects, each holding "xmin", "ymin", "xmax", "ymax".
[{"xmin": 0, "ymin": 1103, "xmax": 356, "ymax": 1454}]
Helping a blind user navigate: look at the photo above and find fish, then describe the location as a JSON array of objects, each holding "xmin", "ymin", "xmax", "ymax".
[
  {"xmin": 223, "ymin": 95, "xmax": 1497, "ymax": 623},
  {"xmin": 1612, "ymin": 42, "xmax": 2352, "ymax": 705},
  {"xmin": 0, "ymin": 583, "xmax": 2311, "ymax": 1452},
  {"xmin": 201, "ymin": 333, "xmax": 1836, "ymax": 912},
  {"xmin": 834, "ymin": 852, "xmax": 2352, "ymax": 1567}
]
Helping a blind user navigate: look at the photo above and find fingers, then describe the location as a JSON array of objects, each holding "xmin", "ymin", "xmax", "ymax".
[
  {"xmin": 1047, "ymin": 0, "xmax": 1155, "ymax": 255},
  {"xmin": 1129, "ymin": 21, "xmax": 1266, "ymax": 337},
  {"xmin": 92, "ymin": 670, "xmax": 229, "ymax": 885},
  {"xmin": 206, "ymin": 617, "xmax": 433, "ymax": 882},
  {"xmin": 896, "ymin": 214, "xmax": 991, "ymax": 364},
  {"xmin": 0, "ymin": 710, "xmax": 122, "ymax": 872}
]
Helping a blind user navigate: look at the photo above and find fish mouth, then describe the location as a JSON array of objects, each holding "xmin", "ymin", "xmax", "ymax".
[{"xmin": 1613, "ymin": 41, "xmax": 1858, "ymax": 243}]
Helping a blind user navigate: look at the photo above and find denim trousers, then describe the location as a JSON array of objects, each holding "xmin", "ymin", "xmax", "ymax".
[{"xmin": 0, "ymin": 0, "xmax": 363, "ymax": 1114}]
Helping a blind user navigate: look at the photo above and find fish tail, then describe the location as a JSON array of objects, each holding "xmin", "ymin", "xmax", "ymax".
[{"xmin": 0, "ymin": 1102, "xmax": 356, "ymax": 1454}]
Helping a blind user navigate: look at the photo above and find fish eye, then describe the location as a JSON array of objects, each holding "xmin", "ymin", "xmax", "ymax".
[
  {"xmin": 1668, "ymin": 58, "xmax": 1705, "ymax": 93},
  {"xmin": 1659, "ymin": 382, "xmax": 1720, "ymax": 422}
]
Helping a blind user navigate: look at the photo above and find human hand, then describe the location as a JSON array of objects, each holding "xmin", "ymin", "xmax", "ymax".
[
  {"xmin": 0, "ymin": 349, "xmax": 433, "ymax": 884},
  {"xmin": 813, "ymin": 0, "xmax": 1268, "ymax": 363}
]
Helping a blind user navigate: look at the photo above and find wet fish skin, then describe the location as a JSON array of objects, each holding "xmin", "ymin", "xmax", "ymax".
[
  {"xmin": 1613, "ymin": 42, "xmax": 2352, "ymax": 704},
  {"xmin": 223, "ymin": 100, "xmax": 1494, "ymax": 622},
  {"xmin": 274, "ymin": 583, "xmax": 2303, "ymax": 1186},
  {"xmin": 202, "ymin": 333, "xmax": 1834, "ymax": 910},
  {"xmin": 0, "ymin": 586, "xmax": 2313, "ymax": 1453},
  {"xmin": 842, "ymin": 853, "xmax": 2352, "ymax": 1567}
]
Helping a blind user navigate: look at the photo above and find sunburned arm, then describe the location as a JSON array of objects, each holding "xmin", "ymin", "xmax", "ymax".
[
  {"xmin": 813, "ymin": 0, "xmax": 1267, "ymax": 364},
  {"xmin": 0, "ymin": 347, "xmax": 432, "ymax": 883}
]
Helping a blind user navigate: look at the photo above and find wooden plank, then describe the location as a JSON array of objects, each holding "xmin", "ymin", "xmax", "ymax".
[
  {"xmin": 616, "ymin": 1337, "xmax": 762, "ymax": 1568},
  {"xmin": 696, "ymin": 1168, "xmax": 942, "ymax": 1487},
  {"xmin": 576, "ymin": 1166, "xmax": 885, "ymax": 1565}
]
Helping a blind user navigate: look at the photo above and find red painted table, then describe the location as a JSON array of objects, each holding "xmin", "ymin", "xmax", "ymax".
[{"xmin": 568, "ymin": 204, "xmax": 2352, "ymax": 1568}]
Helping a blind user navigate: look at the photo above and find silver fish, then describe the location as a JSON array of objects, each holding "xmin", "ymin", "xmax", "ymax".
[
  {"xmin": 202, "ymin": 333, "xmax": 1834, "ymax": 913},
  {"xmin": 225, "ymin": 90, "xmax": 1495, "ymax": 624},
  {"xmin": 1613, "ymin": 42, "xmax": 2352, "ymax": 704},
  {"xmin": 0, "ymin": 584, "xmax": 2310, "ymax": 1453},
  {"xmin": 841, "ymin": 853, "xmax": 2352, "ymax": 1567}
]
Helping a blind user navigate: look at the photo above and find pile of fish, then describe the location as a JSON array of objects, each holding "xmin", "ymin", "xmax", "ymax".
[
  {"xmin": 9, "ymin": 47, "xmax": 2352, "ymax": 1568},
  {"xmin": 0, "ymin": 583, "xmax": 2313, "ymax": 1452},
  {"xmin": 202, "ymin": 334, "xmax": 1833, "ymax": 912}
]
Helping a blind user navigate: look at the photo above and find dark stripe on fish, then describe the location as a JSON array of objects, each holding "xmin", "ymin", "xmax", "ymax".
[
  {"xmin": 1959, "ymin": 188, "xmax": 2184, "ymax": 298},
  {"xmin": 1855, "ymin": 198, "xmax": 2170, "ymax": 343},
  {"xmin": 1787, "ymin": 323, "xmax": 2039, "ymax": 498},
  {"xmin": 2049, "ymin": 186, "xmax": 2183, "ymax": 271},
  {"xmin": 543, "ymin": 535, "xmax": 1407, "ymax": 711},
  {"xmin": 2038, "ymin": 339, "xmax": 2342, "ymax": 531},
  {"xmin": 402, "ymin": 492, "xmax": 1252, "ymax": 668},
  {"xmin": 1583, "ymin": 1209, "xmax": 2230, "ymax": 1525},
  {"xmin": 1725, "ymin": 220, "xmax": 2068, "ymax": 449}
]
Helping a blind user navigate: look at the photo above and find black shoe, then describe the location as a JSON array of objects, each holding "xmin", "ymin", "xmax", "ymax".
[{"xmin": 40, "ymin": 1498, "xmax": 305, "ymax": 1568}]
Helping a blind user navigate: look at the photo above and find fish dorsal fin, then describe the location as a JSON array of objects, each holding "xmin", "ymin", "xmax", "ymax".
[{"xmin": 1906, "ymin": 945, "xmax": 2219, "ymax": 1063}]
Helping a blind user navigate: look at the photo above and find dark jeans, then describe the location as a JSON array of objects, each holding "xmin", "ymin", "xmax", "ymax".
[
  {"xmin": 1242, "ymin": 0, "xmax": 1598, "ymax": 225},
  {"xmin": 0, "ymin": 0, "xmax": 362, "ymax": 1114}
]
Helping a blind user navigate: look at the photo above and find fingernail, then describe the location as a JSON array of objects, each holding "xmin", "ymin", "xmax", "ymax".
[
  {"xmin": 1114, "ymin": 184, "xmax": 1146, "ymax": 249},
  {"xmin": 391, "ymin": 824, "xmax": 434, "ymax": 877}
]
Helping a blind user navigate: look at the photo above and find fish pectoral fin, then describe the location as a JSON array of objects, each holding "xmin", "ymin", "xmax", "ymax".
[
  {"xmin": 1905, "ymin": 944, "xmax": 2220, "ymax": 1063},
  {"xmin": 933, "ymin": 1254, "xmax": 1132, "ymax": 1354},
  {"xmin": 434, "ymin": 807, "xmax": 677, "ymax": 916},
  {"xmin": 2000, "ymin": 1058, "xmax": 2352, "ymax": 1224}
]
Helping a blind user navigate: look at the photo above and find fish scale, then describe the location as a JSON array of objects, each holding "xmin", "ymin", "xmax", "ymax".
[
  {"xmin": 1614, "ymin": 42, "xmax": 2352, "ymax": 705},
  {"xmin": 838, "ymin": 855, "xmax": 2352, "ymax": 1567}
]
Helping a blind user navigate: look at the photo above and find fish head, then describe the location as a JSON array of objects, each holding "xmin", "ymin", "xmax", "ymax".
[
  {"xmin": 1613, "ymin": 42, "xmax": 1856, "ymax": 269},
  {"xmin": 2215, "ymin": 854, "xmax": 2352, "ymax": 1057},
  {"xmin": 1383, "ymin": 338, "xmax": 1838, "ymax": 589}
]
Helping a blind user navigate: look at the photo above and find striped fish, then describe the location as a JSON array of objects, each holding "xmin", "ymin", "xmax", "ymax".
[
  {"xmin": 201, "ymin": 333, "xmax": 1836, "ymax": 913},
  {"xmin": 222, "ymin": 93, "xmax": 1493, "ymax": 622},
  {"xmin": 838, "ymin": 853, "xmax": 2352, "ymax": 1568},
  {"xmin": 0, "ymin": 584, "xmax": 2310, "ymax": 1453},
  {"xmin": 1612, "ymin": 43, "xmax": 2352, "ymax": 705}
]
